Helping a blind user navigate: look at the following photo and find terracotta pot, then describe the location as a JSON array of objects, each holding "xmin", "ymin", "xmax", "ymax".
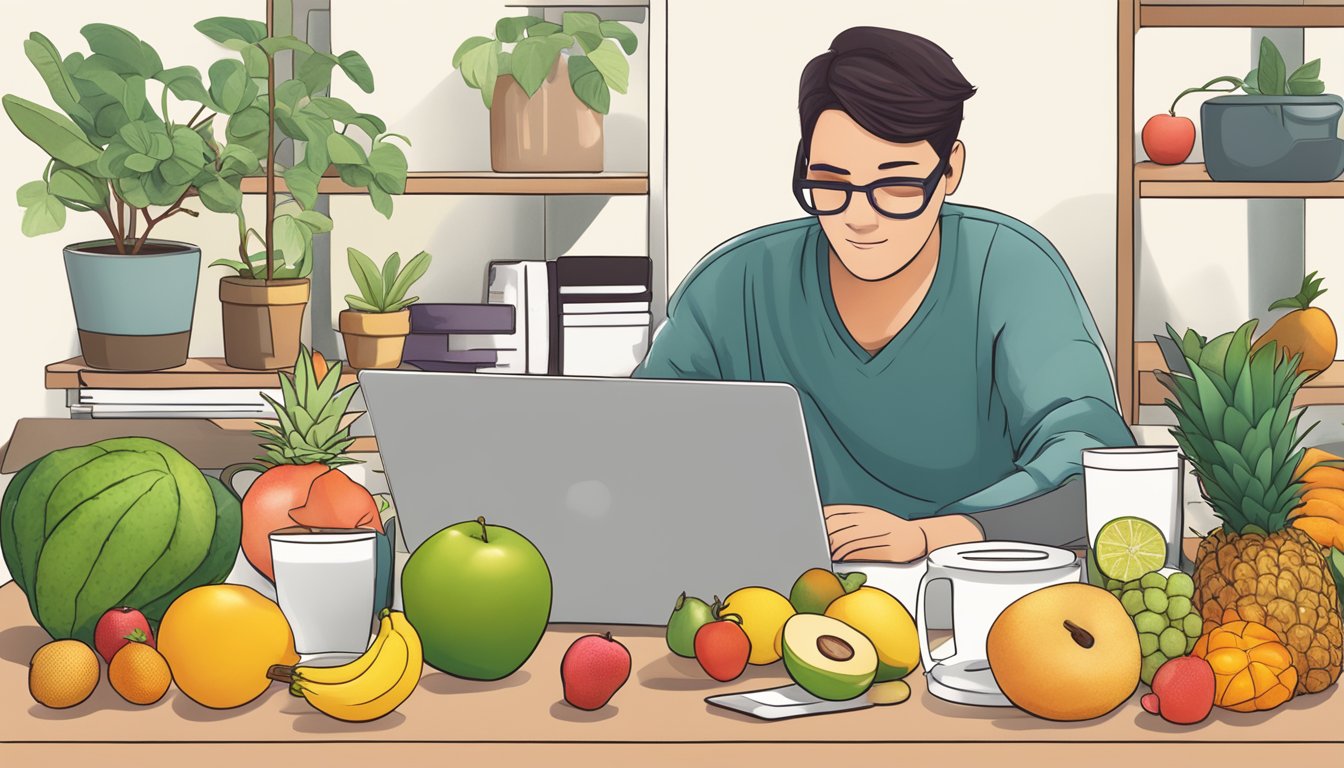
[
  {"xmin": 64, "ymin": 239, "xmax": 200, "ymax": 371},
  {"xmin": 490, "ymin": 55, "xmax": 604, "ymax": 172},
  {"xmin": 220, "ymin": 277, "xmax": 310, "ymax": 370},
  {"xmin": 339, "ymin": 309, "xmax": 410, "ymax": 370}
]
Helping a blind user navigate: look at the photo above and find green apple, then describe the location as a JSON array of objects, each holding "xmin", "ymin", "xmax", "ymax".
[
  {"xmin": 666, "ymin": 592, "xmax": 715, "ymax": 658},
  {"xmin": 401, "ymin": 516, "xmax": 552, "ymax": 680},
  {"xmin": 781, "ymin": 613, "xmax": 878, "ymax": 701}
]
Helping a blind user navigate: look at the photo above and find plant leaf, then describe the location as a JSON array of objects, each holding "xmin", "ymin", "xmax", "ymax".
[
  {"xmin": 347, "ymin": 247, "xmax": 382, "ymax": 304},
  {"xmin": 1242, "ymin": 69, "xmax": 1260, "ymax": 95},
  {"xmin": 156, "ymin": 65, "xmax": 210, "ymax": 105},
  {"xmin": 588, "ymin": 39, "xmax": 629, "ymax": 94},
  {"xmin": 208, "ymin": 59, "xmax": 257, "ymax": 115},
  {"xmin": 1257, "ymin": 36, "xmax": 1286, "ymax": 96},
  {"xmin": 527, "ymin": 22, "xmax": 563, "ymax": 38},
  {"xmin": 23, "ymin": 32, "xmax": 93, "ymax": 126},
  {"xmin": 326, "ymin": 133, "xmax": 368, "ymax": 165},
  {"xmin": 1289, "ymin": 58, "xmax": 1321, "ymax": 85},
  {"xmin": 345, "ymin": 295, "xmax": 380, "ymax": 313},
  {"xmin": 562, "ymin": 11, "xmax": 602, "ymax": 42},
  {"xmin": 600, "ymin": 21, "xmax": 638, "ymax": 55},
  {"xmin": 2, "ymin": 95, "xmax": 102, "ymax": 168},
  {"xmin": 369, "ymin": 141, "xmax": 408, "ymax": 194},
  {"xmin": 259, "ymin": 35, "xmax": 314, "ymax": 57},
  {"xmin": 386, "ymin": 251, "xmax": 431, "ymax": 305},
  {"xmin": 297, "ymin": 52, "xmax": 338, "ymax": 94},
  {"xmin": 453, "ymin": 36, "xmax": 494, "ymax": 71},
  {"xmin": 380, "ymin": 252, "xmax": 401, "ymax": 306},
  {"xmin": 49, "ymin": 165, "xmax": 107, "ymax": 208},
  {"xmin": 1289, "ymin": 79, "xmax": 1325, "ymax": 96},
  {"xmin": 512, "ymin": 34, "xmax": 568, "ymax": 97},
  {"xmin": 195, "ymin": 17, "xmax": 267, "ymax": 49},
  {"xmin": 17, "ymin": 182, "xmax": 66, "ymax": 237},
  {"xmin": 368, "ymin": 183, "xmax": 393, "ymax": 219},
  {"xmin": 80, "ymin": 24, "xmax": 159, "ymax": 78},
  {"xmin": 496, "ymin": 16, "xmax": 543, "ymax": 44},
  {"xmin": 335, "ymin": 51, "xmax": 374, "ymax": 93},
  {"xmin": 459, "ymin": 39, "xmax": 501, "ymax": 108},
  {"xmin": 283, "ymin": 165, "xmax": 320, "ymax": 209},
  {"xmin": 272, "ymin": 214, "xmax": 310, "ymax": 270},
  {"xmin": 568, "ymin": 55, "xmax": 611, "ymax": 114}
]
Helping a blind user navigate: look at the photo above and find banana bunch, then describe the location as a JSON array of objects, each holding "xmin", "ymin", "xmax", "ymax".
[{"xmin": 270, "ymin": 610, "xmax": 423, "ymax": 723}]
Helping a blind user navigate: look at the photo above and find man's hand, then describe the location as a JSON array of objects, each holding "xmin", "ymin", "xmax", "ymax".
[{"xmin": 823, "ymin": 505, "xmax": 985, "ymax": 563}]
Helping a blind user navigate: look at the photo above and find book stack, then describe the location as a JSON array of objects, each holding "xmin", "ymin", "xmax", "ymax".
[
  {"xmin": 69, "ymin": 388, "xmax": 281, "ymax": 419},
  {"xmin": 552, "ymin": 256, "xmax": 652, "ymax": 377},
  {"xmin": 403, "ymin": 303, "xmax": 516, "ymax": 373}
]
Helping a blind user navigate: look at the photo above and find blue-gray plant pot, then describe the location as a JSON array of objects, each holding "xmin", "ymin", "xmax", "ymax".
[
  {"xmin": 1201, "ymin": 94, "xmax": 1344, "ymax": 182},
  {"xmin": 63, "ymin": 239, "xmax": 200, "ymax": 371}
]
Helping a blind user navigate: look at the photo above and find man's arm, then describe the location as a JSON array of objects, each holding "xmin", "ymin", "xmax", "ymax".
[
  {"xmin": 939, "ymin": 232, "xmax": 1136, "ymax": 541},
  {"xmin": 633, "ymin": 293, "xmax": 725, "ymax": 380}
]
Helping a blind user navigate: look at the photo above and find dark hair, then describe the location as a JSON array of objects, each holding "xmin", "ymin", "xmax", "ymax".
[{"xmin": 798, "ymin": 27, "xmax": 976, "ymax": 163}]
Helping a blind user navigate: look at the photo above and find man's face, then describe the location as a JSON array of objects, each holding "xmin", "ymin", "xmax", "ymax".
[{"xmin": 806, "ymin": 110, "xmax": 964, "ymax": 281}]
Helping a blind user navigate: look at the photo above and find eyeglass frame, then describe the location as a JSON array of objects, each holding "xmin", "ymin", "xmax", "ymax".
[{"xmin": 791, "ymin": 140, "xmax": 951, "ymax": 220}]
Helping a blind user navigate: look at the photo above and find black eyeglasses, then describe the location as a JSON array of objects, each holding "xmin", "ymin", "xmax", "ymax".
[{"xmin": 792, "ymin": 141, "xmax": 948, "ymax": 220}]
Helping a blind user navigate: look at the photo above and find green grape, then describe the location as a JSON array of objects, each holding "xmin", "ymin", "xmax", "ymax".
[
  {"xmin": 1140, "ymin": 571, "xmax": 1168, "ymax": 590},
  {"xmin": 1123, "ymin": 579, "xmax": 1141, "ymax": 592},
  {"xmin": 1166, "ymin": 572, "xmax": 1195, "ymax": 599},
  {"xmin": 1183, "ymin": 613, "xmax": 1205, "ymax": 638},
  {"xmin": 1143, "ymin": 587, "xmax": 1169, "ymax": 614},
  {"xmin": 1141, "ymin": 652, "xmax": 1167, "ymax": 686},
  {"xmin": 1121, "ymin": 590, "xmax": 1146, "ymax": 616},
  {"xmin": 1166, "ymin": 595, "xmax": 1192, "ymax": 621},
  {"xmin": 1107, "ymin": 578, "xmax": 1122, "ymax": 591},
  {"xmin": 1111, "ymin": 589, "xmax": 1123, "ymax": 599},
  {"xmin": 1186, "ymin": 636, "xmax": 1198, "ymax": 654},
  {"xmin": 1159, "ymin": 627, "xmax": 1187, "ymax": 658},
  {"xmin": 1134, "ymin": 610, "xmax": 1167, "ymax": 635},
  {"xmin": 1139, "ymin": 632, "xmax": 1159, "ymax": 656}
]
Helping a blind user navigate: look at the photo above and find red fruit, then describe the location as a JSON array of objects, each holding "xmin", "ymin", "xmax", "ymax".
[
  {"xmin": 1143, "ymin": 656, "xmax": 1215, "ymax": 725},
  {"xmin": 240, "ymin": 464, "xmax": 383, "ymax": 581},
  {"xmin": 1142, "ymin": 114, "xmax": 1196, "ymax": 165},
  {"xmin": 694, "ymin": 619, "xmax": 751, "ymax": 682},
  {"xmin": 94, "ymin": 606, "xmax": 154, "ymax": 664},
  {"xmin": 561, "ymin": 632, "xmax": 631, "ymax": 710}
]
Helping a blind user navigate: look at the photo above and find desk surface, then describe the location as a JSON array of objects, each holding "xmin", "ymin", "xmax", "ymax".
[{"xmin": 1, "ymin": 581, "xmax": 1341, "ymax": 762}]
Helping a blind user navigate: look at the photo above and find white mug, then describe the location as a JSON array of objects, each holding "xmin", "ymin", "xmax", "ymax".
[{"xmin": 271, "ymin": 527, "xmax": 378, "ymax": 661}]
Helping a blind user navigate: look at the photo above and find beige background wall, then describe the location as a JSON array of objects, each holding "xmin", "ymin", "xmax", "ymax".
[{"xmin": 2, "ymin": 2, "xmax": 1343, "ymax": 583}]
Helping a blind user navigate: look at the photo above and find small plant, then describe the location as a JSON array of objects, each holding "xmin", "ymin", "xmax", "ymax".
[
  {"xmin": 1167, "ymin": 36, "xmax": 1326, "ymax": 115},
  {"xmin": 345, "ymin": 247, "xmax": 431, "ymax": 313},
  {"xmin": 453, "ymin": 11, "xmax": 638, "ymax": 114}
]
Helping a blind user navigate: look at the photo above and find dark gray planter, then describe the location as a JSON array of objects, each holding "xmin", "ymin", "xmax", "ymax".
[
  {"xmin": 1201, "ymin": 94, "xmax": 1344, "ymax": 182},
  {"xmin": 63, "ymin": 239, "xmax": 200, "ymax": 371}
]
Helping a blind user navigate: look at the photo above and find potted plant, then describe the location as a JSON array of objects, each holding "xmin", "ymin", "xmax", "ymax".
[
  {"xmin": 339, "ymin": 247, "xmax": 431, "ymax": 370},
  {"xmin": 1164, "ymin": 37, "xmax": 1343, "ymax": 181},
  {"xmin": 453, "ymin": 11, "xmax": 639, "ymax": 172},
  {"xmin": 195, "ymin": 12, "xmax": 409, "ymax": 370},
  {"xmin": 3, "ymin": 25, "xmax": 251, "ymax": 370}
]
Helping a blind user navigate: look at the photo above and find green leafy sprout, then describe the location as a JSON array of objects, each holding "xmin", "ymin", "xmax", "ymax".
[
  {"xmin": 452, "ymin": 11, "xmax": 639, "ymax": 114},
  {"xmin": 1166, "ymin": 36, "xmax": 1326, "ymax": 116},
  {"xmin": 344, "ymin": 247, "xmax": 431, "ymax": 313}
]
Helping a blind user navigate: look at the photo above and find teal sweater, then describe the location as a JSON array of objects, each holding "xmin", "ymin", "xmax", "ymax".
[{"xmin": 634, "ymin": 204, "xmax": 1135, "ymax": 536}]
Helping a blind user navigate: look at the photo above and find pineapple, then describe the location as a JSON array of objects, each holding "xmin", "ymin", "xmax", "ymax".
[
  {"xmin": 1158, "ymin": 319, "xmax": 1343, "ymax": 695},
  {"xmin": 254, "ymin": 347, "xmax": 360, "ymax": 468}
]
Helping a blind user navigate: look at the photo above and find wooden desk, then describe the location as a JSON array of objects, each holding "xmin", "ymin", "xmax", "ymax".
[{"xmin": 1, "ymin": 583, "xmax": 1339, "ymax": 764}]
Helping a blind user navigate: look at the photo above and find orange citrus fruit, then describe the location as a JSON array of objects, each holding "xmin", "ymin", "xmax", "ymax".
[
  {"xmin": 109, "ymin": 641, "xmax": 172, "ymax": 705},
  {"xmin": 29, "ymin": 639, "xmax": 99, "ymax": 709},
  {"xmin": 158, "ymin": 584, "xmax": 299, "ymax": 709}
]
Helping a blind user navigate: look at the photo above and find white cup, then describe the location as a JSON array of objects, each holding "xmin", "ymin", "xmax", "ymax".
[
  {"xmin": 1082, "ymin": 447, "xmax": 1184, "ymax": 568},
  {"xmin": 271, "ymin": 527, "xmax": 378, "ymax": 662}
]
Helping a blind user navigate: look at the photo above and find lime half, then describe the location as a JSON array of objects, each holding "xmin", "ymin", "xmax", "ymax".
[{"xmin": 1093, "ymin": 516, "xmax": 1167, "ymax": 582}]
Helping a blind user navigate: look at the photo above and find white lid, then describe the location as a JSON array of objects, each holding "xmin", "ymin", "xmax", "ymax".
[
  {"xmin": 269, "ymin": 528, "xmax": 377, "ymax": 544},
  {"xmin": 927, "ymin": 541, "xmax": 1079, "ymax": 573},
  {"xmin": 1082, "ymin": 446, "xmax": 1182, "ymax": 471}
]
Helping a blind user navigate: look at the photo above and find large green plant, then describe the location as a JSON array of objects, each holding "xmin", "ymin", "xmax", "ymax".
[
  {"xmin": 195, "ymin": 15, "xmax": 409, "ymax": 281},
  {"xmin": 453, "ymin": 11, "xmax": 638, "ymax": 114},
  {"xmin": 3, "ymin": 24, "xmax": 247, "ymax": 254}
]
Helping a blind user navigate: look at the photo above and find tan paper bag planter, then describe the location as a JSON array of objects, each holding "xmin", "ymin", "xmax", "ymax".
[
  {"xmin": 220, "ymin": 277, "xmax": 311, "ymax": 370},
  {"xmin": 491, "ymin": 57, "xmax": 604, "ymax": 173},
  {"xmin": 340, "ymin": 309, "xmax": 411, "ymax": 370}
]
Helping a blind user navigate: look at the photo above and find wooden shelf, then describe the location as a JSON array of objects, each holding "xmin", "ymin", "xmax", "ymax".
[
  {"xmin": 239, "ymin": 171, "xmax": 649, "ymax": 196},
  {"xmin": 1140, "ymin": 1, "xmax": 1344, "ymax": 28},
  {"xmin": 1135, "ymin": 341, "xmax": 1344, "ymax": 407},
  {"xmin": 1136, "ymin": 163, "xmax": 1344, "ymax": 198},
  {"xmin": 46, "ymin": 357, "xmax": 359, "ymax": 390}
]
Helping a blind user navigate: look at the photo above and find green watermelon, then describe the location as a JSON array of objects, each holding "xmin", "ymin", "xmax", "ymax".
[{"xmin": 0, "ymin": 437, "xmax": 241, "ymax": 644}]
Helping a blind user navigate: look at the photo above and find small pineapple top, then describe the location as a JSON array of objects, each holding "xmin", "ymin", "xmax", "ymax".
[
  {"xmin": 1158, "ymin": 319, "xmax": 1315, "ymax": 535},
  {"xmin": 1268, "ymin": 271, "xmax": 1326, "ymax": 312},
  {"xmin": 254, "ymin": 346, "xmax": 360, "ymax": 467}
]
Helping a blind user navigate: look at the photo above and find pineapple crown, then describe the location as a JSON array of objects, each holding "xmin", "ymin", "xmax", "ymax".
[
  {"xmin": 1157, "ymin": 319, "xmax": 1316, "ymax": 535},
  {"xmin": 1267, "ymin": 271, "xmax": 1326, "ymax": 312},
  {"xmin": 254, "ymin": 346, "xmax": 360, "ymax": 468}
]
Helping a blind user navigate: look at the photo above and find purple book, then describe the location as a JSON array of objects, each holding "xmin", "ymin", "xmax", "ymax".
[{"xmin": 409, "ymin": 303, "xmax": 515, "ymax": 334}]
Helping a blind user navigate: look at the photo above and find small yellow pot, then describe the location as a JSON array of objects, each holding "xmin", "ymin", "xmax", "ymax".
[{"xmin": 339, "ymin": 309, "xmax": 410, "ymax": 370}]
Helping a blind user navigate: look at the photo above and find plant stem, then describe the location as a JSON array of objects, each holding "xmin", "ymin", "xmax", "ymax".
[
  {"xmin": 186, "ymin": 105, "xmax": 207, "ymax": 129},
  {"xmin": 1169, "ymin": 76, "xmax": 1244, "ymax": 115},
  {"xmin": 265, "ymin": 0, "xmax": 277, "ymax": 283},
  {"xmin": 127, "ymin": 205, "xmax": 137, "ymax": 243},
  {"xmin": 131, "ymin": 189, "xmax": 196, "ymax": 253},
  {"xmin": 95, "ymin": 206, "xmax": 122, "ymax": 254}
]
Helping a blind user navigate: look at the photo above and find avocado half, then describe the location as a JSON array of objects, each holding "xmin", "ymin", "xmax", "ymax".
[{"xmin": 781, "ymin": 613, "xmax": 878, "ymax": 701}]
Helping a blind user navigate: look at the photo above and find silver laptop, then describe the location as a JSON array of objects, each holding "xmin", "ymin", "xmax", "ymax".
[{"xmin": 360, "ymin": 371, "xmax": 832, "ymax": 624}]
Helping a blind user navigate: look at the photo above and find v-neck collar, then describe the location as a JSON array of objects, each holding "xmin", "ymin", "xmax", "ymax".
[{"xmin": 812, "ymin": 211, "xmax": 958, "ymax": 370}]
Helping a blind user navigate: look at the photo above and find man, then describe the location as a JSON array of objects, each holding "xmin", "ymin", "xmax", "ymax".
[{"xmin": 633, "ymin": 26, "xmax": 1136, "ymax": 562}]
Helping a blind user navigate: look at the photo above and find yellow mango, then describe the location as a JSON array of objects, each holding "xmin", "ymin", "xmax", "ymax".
[{"xmin": 1291, "ymin": 515, "xmax": 1344, "ymax": 549}]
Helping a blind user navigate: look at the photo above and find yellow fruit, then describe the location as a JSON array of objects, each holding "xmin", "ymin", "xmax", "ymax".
[
  {"xmin": 721, "ymin": 587, "xmax": 794, "ymax": 665},
  {"xmin": 1253, "ymin": 273, "xmax": 1337, "ymax": 378},
  {"xmin": 109, "ymin": 641, "xmax": 172, "ymax": 705},
  {"xmin": 1193, "ymin": 620, "xmax": 1297, "ymax": 712},
  {"xmin": 29, "ymin": 639, "xmax": 99, "ymax": 709},
  {"xmin": 1291, "ymin": 515, "xmax": 1344, "ymax": 549},
  {"xmin": 1299, "ymin": 489, "xmax": 1344, "ymax": 521},
  {"xmin": 1301, "ymin": 466, "xmax": 1344, "ymax": 496},
  {"xmin": 1294, "ymin": 447, "xmax": 1342, "ymax": 481},
  {"xmin": 158, "ymin": 584, "xmax": 299, "ymax": 709},
  {"xmin": 825, "ymin": 587, "xmax": 919, "ymax": 683}
]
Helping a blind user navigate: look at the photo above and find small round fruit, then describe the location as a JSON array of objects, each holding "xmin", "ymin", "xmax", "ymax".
[
  {"xmin": 1143, "ymin": 588, "xmax": 1169, "ymax": 614},
  {"xmin": 867, "ymin": 679, "xmax": 911, "ymax": 706},
  {"xmin": 721, "ymin": 587, "xmax": 795, "ymax": 665},
  {"xmin": 1141, "ymin": 113, "xmax": 1196, "ymax": 165},
  {"xmin": 1110, "ymin": 589, "xmax": 1123, "ymax": 599},
  {"xmin": 1120, "ymin": 590, "xmax": 1144, "ymax": 616},
  {"xmin": 1166, "ymin": 572, "xmax": 1195, "ymax": 599},
  {"xmin": 29, "ymin": 640, "xmax": 100, "ymax": 709},
  {"xmin": 1134, "ymin": 610, "xmax": 1167, "ymax": 635},
  {"xmin": 1139, "ymin": 632, "xmax": 1160, "ymax": 656},
  {"xmin": 1166, "ymin": 596, "xmax": 1192, "ymax": 621},
  {"xmin": 1140, "ymin": 571, "xmax": 1168, "ymax": 590},
  {"xmin": 1158, "ymin": 627, "xmax": 1187, "ymax": 659},
  {"xmin": 1141, "ymin": 652, "xmax": 1168, "ymax": 686},
  {"xmin": 109, "ymin": 642, "xmax": 172, "ymax": 705},
  {"xmin": 1186, "ymin": 636, "xmax": 1198, "ymax": 654},
  {"xmin": 1094, "ymin": 517, "xmax": 1167, "ymax": 582},
  {"xmin": 1123, "ymin": 580, "xmax": 1140, "ymax": 592},
  {"xmin": 1182, "ymin": 613, "xmax": 1204, "ymax": 638},
  {"xmin": 1106, "ymin": 578, "xmax": 1122, "ymax": 591}
]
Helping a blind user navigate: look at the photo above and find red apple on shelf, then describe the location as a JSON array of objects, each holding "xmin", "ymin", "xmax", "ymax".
[
  {"xmin": 1141, "ymin": 655, "xmax": 1215, "ymax": 725},
  {"xmin": 694, "ymin": 614, "xmax": 751, "ymax": 682},
  {"xmin": 94, "ymin": 606, "xmax": 154, "ymax": 664},
  {"xmin": 561, "ymin": 632, "xmax": 631, "ymax": 710},
  {"xmin": 1142, "ymin": 113, "xmax": 1196, "ymax": 165}
]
